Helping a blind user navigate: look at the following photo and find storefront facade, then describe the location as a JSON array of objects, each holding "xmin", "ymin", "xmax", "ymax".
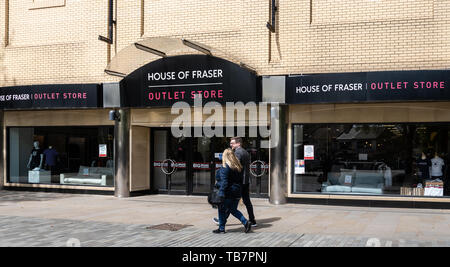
[
  {"xmin": 1, "ymin": 0, "xmax": 450, "ymax": 207},
  {"xmin": 0, "ymin": 55, "xmax": 272, "ymax": 198},
  {"xmin": 129, "ymin": 111, "xmax": 270, "ymax": 197},
  {"xmin": 113, "ymin": 52, "xmax": 272, "ymax": 198},
  {"xmin": 282, "ymin": 70, "xmax": 450, "ymax": 207},
  {"xmin": 0, "ymin": 84, "xmax": 115, "ymax": 193}
]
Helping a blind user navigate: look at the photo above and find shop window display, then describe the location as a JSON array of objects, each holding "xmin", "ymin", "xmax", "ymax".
[
  {"xmin": 292, "ymin": 123, "xmax": 450, "ymax": 197},
  {"xmin": 8, "ymin": 126, "xmax": 114, "ymax": 187}
]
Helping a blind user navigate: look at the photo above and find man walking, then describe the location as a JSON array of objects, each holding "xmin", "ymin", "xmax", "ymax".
[
  {"xmin": 231, "ymin": 137, "xmax": 257, "ymax": 226},
  {"xmin": 213, "ymin": 137, "xmax": 257, "ymax": 227}
]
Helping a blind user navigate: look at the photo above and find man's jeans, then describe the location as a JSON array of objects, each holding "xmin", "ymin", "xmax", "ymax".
[{"xmin": 218, "ymin": 198, "xmax": 248, "ymax": 231}]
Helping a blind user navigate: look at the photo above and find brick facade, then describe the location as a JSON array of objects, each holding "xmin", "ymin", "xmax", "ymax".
[{"xmin": 0, "ymin": 0, "xmax": 449, "ymax": 86}]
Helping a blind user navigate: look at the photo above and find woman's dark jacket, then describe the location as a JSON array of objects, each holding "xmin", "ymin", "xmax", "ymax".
[{"xmin": 215, "ymin": 164, "xmax": 243, "ymax": 199}]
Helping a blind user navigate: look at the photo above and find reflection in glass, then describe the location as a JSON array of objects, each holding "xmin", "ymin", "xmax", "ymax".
[{"xmin": 192, "ymin": 137, "xmax": 212, "ymax": 193}]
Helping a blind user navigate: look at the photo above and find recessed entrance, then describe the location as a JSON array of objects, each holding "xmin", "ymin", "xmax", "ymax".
[{"xmin": 151, "ymin": 128, "xmax": 269, "ymax": 197}]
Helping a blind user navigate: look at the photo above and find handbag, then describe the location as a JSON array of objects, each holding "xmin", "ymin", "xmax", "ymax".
[{"xmin": 207, "ymin": 187, "xmax": 224, "ymax": 205}]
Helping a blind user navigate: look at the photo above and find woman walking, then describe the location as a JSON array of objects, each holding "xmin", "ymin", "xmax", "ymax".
[{"xmin": 213, "ymin": 148, "xmax": 252, "ymax": 234}]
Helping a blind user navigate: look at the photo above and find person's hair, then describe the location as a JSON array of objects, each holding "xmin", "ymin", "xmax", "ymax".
[
  {"xmin": 231, "ymin": 137, "xmax": 243, "ymax": 145},
  {"xmin": 222, "ymin": 148, "xmax": 242, "ymax": 172}
]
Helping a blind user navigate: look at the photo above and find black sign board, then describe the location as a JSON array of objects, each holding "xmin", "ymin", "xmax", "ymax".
[
  {"xmin": 0, "ymin": 84, "xmax": 101, "ymax": 110},
  {"xmin": 286, "ymin": 70, "xmax": 450, "ymax": 104},
  {"xmin": 120, "ymin": 55, "xmax": 258, "ymax": 107}
]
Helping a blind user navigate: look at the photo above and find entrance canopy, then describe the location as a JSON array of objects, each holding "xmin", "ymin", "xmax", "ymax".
[
  {"xmin": 105, "ymin": 37, "xmax": 256, "ymax": 77},
  {"xmin": 105, "ymin": 37, "xmax": 260, "ymax": 108}
]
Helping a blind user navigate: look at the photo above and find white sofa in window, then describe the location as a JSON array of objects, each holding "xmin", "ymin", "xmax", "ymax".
[
  {"xmin": 60, "ymin": 166, "xmax": 113, "ymax": 186},
  {"xmin": 322, "ymin": 170, "xmax": 384, "ymax": 195}
]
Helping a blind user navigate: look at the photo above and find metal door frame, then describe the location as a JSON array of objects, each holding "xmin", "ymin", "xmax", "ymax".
[
  {"xmin": 150, "ymin": 128, "xmax": 189, "ymax": 195},
  {"xmin": 150, "ymin": 127, "xmax": 269, "ymax": 198}
]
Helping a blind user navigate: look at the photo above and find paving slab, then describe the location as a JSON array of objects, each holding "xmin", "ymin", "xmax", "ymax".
[{"xmin": 0, "ymin": 190, "xmax": 450, "ymax": 246}]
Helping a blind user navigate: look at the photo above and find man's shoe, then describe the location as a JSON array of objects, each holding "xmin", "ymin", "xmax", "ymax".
[
  {"xmin": 244, "ymin": 221, "xmax": 252, "ymax": 233},
  {"xmin": 212, "ymin": 229, "xmax": 226, "ymax": 234},
  {"xmin": 251, "ymin": 221, "xmax": 258, "ymax": 227},
  {"xmin": 212, "ymin": 217, "xmax": 219, "ymax": 225}
]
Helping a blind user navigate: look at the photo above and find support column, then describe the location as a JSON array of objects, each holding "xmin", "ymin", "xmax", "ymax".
[
  {"xmin": 269, "ymin": 104, "xmax": 287, "ymax": 205},
  {"xmin": 114, "ymin": 108, "xmax": 130, "ymax": 198}
]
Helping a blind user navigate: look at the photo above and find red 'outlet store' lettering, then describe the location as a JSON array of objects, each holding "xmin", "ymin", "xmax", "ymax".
[
  {"xmin": 148, "ymin": 90, "xmax": 224, "ymax": 101},
  {"xmin": 63, "ymin": 92, "xmax": 87, "ymax": 99},
  {"xmin": 33, "ymin": 92, "xmax": 87, "ymax": 100},
  {"xmin": 370, "ymin": 81, "xmax": 446, "ymax": 90},
  {"xmin": 370, "ymin": 82, "xmax": 409, "ymax": 90},
  {"xmin": 413, "ymin": 81, "xmax": 445, "ymax": 89}
]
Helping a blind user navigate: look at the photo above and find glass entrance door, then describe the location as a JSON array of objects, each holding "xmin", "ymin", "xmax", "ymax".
[
  {"xmin": 152, "ymin": 129, "xmax": 188, "ymax": 194},
  {"xmin": 192, "ymin": 136, "xmax": 214, "ymax": 194},
  {"xmin": 247, "ymin": 138, "xmax": 269, "ymax": 197},
  {"xmin": 151, "ymin": 128, "xmax": 269, "ymax": 197},
  {"xmin": 213, "ymin": 131, "xmax": 269, "ymax": 198}
]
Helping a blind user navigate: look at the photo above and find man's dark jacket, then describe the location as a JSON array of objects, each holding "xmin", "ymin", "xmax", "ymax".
[{"xmin": 234, "ymin": 147, "xmax": 251, "ymax": 184}]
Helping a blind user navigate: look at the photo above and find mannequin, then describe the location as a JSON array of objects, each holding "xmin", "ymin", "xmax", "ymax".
[
  {"xmin": 27, "ymin": 141, "xmax": 44, "ymax": 170},
  {"xmin": 383, "ymin": 164, "xmax": 392, "ymax": 187},
  {"xmin": 43, "ymin": 145, "xmax": 58, "ymax": 174},
  {"xmin": 378, "ymin": 163, "xmax": 392, "ymax": 187},
  {"xmin": 431, "ymin": 152, "xmax": 445, "ymax": 180},
  {"xmin": 416, "ymin": 152, "xmax": 431, "ymax": 183}
]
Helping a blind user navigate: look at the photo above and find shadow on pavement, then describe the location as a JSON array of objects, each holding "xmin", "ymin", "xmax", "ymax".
[{"xmin": 223, "ymin": 217, "xmax": 282, "ymax": 232}]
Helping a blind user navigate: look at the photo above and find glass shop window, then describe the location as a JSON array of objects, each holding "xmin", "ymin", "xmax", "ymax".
[
  {"xmin": 8, "ymin": 126, "xmax": 114, "ymax": 187},
  {"xmin": 292, "ymin": 123, "xmax": 450, "ymax": 197}
]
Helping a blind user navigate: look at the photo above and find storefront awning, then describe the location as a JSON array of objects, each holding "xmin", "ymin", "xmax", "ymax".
[
  {"xmin": 105, "ymin": 37, "xmax": 256, "ymax": 77},
  {"xmin": 0, "ymin": 84, "xmax": 101, "ymax": 110}
]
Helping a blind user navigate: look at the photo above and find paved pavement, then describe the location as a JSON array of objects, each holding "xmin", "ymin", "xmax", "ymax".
[{"xmin": 0, "ymin": 190, "xmax": 450, "ymax": 247}]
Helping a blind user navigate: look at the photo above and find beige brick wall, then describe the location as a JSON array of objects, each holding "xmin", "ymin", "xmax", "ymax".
[
  {"xmin": 313, "ymin": 0, "xmax": 434, "ymax": 25},
  {"xmin": 0, "ymin": 0, "xmax": 117, "ymax": 86},
  {"xmin": 142, "ymin": 0, "xmax": 243, "ymax": 37},
  {"xmin": 0, "ymin": 0, "xmax": 449, "ymax": 87},
  {"xmin": 0, "ymin": 1, "xmax": 6, "ymax": 83},
  {"xmin": 0, "ymin": 1, "xmax": 5, "ymax": 46},
  {"xmin": 115, "ymin": 0, "xmax": 268, "ymax": 73},
  {"xmin": 276, "ymin": 0, "xmax": 450, "ymax": 74}
]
